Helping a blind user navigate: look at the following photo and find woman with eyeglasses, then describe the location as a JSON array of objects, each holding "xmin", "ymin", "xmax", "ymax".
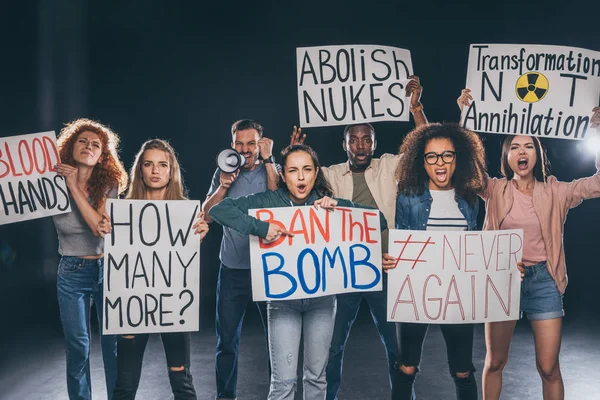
[{"xmin": 388, "ymin": 123, "xmax": 487, "ymax": 400}]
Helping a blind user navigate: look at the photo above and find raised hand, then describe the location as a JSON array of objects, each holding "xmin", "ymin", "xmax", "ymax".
[
  {"xmin": 405, "ymin": 75, "xmax": 423, "ymax": 108},
  {"xmin": 457, "ymin": 88, "xmax": 473, "ymax": 112},
  {"xmin": 257, "ymin": 136, "xmax": 274, "ymax": 159},
  {"xmin": 591, "ymin": 106, "xmax": 600, "ymax": 129},
  {"xmin": 290, "ymin": 126, "xmax": 306, "ymax": 145}
]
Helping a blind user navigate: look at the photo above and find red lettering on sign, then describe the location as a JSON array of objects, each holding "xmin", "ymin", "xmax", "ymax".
[
  {"xmin": 392, "ymin": 234, "xmax": 435, "ymax": 270},
  {"xmin": 391, "ymin": 275, "xmax": 419, "ymax": 321},
  {"xmin": 363, "ymin": 211, "xmax": 378, "ymax": 243},
  {"xmin": 309, "ymin": 207, "xmax": 330, "ymax": 243},
  {"xmin": 256, "ymin": 209, "xmax": 287, "ymax": 249}
]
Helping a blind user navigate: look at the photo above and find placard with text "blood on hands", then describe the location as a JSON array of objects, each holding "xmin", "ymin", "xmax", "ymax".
[
  {"xmin": 387, "ymin": 229, "xmax": 523, "ymax": 324},
  {"xmin": 249, "ymin": 206, "xmax": 383, "ymax": 301},
  {"xmin": 0, "ymin": 131, "xmax": 71, "ymax": 225},
  {"xmin": 103, "ymin": 199, "xmax": 201, "ymax": 334}
]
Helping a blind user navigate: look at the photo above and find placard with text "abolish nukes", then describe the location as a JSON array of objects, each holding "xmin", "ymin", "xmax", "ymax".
[{"xmin": 297, "ymin": 44, "xmax": 414, "ymax": 128}]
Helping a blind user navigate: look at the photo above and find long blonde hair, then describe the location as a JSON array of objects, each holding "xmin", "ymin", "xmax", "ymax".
[{"xmin": 126, "ymin": 139, "xmax": 187, "ymax": 200}]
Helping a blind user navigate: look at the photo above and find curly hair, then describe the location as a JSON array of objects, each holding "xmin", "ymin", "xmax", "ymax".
[
  {"xmin": 57, "ymin": 118, "xmax": 128, "ymax": 206},
  {"xmin": 278, "ymin": 144, "xmax": 334, "ymax": 198},
  {"xmin": 126, "ymin": 139, "xmax": 188, "ymax": 200},
  {"xmin": 395, "ymin": 123, "xmax": 487, "ymax": 205}
]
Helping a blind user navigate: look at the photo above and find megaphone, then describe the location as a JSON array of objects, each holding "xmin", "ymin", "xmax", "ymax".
[{"xmin": 216, "ymin": 148, "xmax": 246, "ymax": 173}]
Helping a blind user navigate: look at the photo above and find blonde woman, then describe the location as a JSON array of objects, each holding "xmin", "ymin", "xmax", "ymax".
[{"xmin": 105, "ymin": 139, "xmax": 208, "ymax": 400}]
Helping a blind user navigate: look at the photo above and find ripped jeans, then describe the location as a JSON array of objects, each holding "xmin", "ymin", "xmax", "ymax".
[
  {"xmin": 112, "ymin": 332, "xmax": 196, "ymax": 400},
  {"xmin": 267, "ymin": 296, "xmax": 336, "ymax": 400}
]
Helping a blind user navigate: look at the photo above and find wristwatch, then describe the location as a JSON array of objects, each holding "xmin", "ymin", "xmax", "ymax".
[{"xmin": 263, "ymin": 155, "xmax": 276, "ymax": 164}]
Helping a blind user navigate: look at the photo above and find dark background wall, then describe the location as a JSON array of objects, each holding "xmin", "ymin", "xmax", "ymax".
[{"xmin": 1, "ymin": 0, "xmax": 599, "ymax": 341}]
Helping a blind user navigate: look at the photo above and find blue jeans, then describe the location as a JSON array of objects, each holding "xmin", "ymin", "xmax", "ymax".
[
  {"xmin": 520, "ymin": 261, "xmax": 564, "ymax": 320},
  {"xmin": 326, "ymin": 276, "xmax": 397, "ymax": 400},
  {"xmin": 267, "ymin": 295, "xmax": 336, "ymax": 400},
  {"xmin": 215, "ymin": 264, "xmax": 269, "ymax": 399},
  {"xmin": 57, "ymin": 256, "xmax": 118, "ymax": 400}
]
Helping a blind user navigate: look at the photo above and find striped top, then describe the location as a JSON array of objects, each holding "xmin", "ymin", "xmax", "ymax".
[{"xmin": 426, "ymin": 189, "xmax": 467, "ymax": 231}]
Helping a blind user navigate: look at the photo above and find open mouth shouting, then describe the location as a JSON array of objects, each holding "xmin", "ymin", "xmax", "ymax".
[
  {"xmin": 517, "ymin": 157, "xmax": 529, "ymax": 171},
  {"xmin": 355, "ymin": 152, "xmax": 367, "ymax": 162},
  {"xmin": 434, "ymin": 168, "xmax": 448, "ymax": 183},
  {"xmin": 296, "ymin": 183, "xmax": 308, "ymax": 196}
]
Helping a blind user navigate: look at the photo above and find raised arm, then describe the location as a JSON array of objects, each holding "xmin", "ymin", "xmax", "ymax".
[
  {"xmin": 55, "ymin": 163, "xmax": 114, "ymax": 236},
  {"xmin": 208, "ymin": 191, "xmax": 292, "ymax": 240},
  {"xmin": 290, "ymin": 126, "xmax": 306, "ymax": 146},
  {"xmin": 202, "ymin": 168, "xmax": 239, "ymax": 223},
  {"xmin": 407, "ymin": 75, "xmax": 427, "ymax": 127},
  {"xmin": 457, "ymin": 88, "xmax": 473, "ymax": 125},
  {"xmin": 258, "ymin": 136, "xmax": 280, "ymax": 190},
  {"xmin": 556, "ymin": 147, "xmax": 600, "ymax": 209}
]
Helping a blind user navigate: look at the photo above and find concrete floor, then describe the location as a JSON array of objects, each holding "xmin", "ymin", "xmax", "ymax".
[{"xmin": 1, "ymin": 303, "xmax": 599, "ymax": 400}]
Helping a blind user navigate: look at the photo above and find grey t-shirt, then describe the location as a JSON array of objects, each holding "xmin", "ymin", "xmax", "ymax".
[
  {"xmin": 52, "ymin": 187, "xmax": 117, "ymax": 256},
  {"xmin": 207, "ymin": 164, "xmax": 269, "ymax": 269}
]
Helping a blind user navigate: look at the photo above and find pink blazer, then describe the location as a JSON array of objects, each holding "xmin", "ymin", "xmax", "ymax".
[{"xmin": 481, "ymin": 157, "xmax": 600, "ymax": 294}]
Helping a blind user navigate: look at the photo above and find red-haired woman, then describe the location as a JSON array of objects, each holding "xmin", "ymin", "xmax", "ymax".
[{"xmin": 53, "ymin": 118, "xmax": 128, "ymax": 400}]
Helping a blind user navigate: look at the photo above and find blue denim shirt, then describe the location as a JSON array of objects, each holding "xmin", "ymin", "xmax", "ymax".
[{"xmin": 395, "ymin": 185, "xmax": 479, "ymax": 231}]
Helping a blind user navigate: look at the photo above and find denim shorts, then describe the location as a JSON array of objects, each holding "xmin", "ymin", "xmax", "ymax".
[{"xmin": 520, "ymin": 261, "xmax": 564, "ymax": 320}]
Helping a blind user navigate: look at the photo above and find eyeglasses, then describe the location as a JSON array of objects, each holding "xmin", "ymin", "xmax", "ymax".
[{"xmin": 424, "ymin": 151, "xmax": 456, "ymax": 165}]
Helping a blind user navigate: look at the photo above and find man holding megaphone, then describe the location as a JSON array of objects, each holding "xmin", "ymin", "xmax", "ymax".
[{"xmin": 203, "ymin": 119, "xmax": 279, "ymax": 400}]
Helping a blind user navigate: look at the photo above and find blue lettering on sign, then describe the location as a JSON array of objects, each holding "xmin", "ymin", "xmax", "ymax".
[
  {"xmin": 262, "ymin": 252, "xmax": 297, "ymax": 299},
  {"xmin": 321, "ymin": 246, "xmax": 348, "ymax": 290},
  {"xmin": 297, "ymin": 249, "xmax": 320, "ymax": 294},
  {"xmin": 350, "ymin": 244, "xmax": 380, "ymax": 290},
  {"xmin": 262, "ymin": 245, "xmax": 380, "ymax": 299}
]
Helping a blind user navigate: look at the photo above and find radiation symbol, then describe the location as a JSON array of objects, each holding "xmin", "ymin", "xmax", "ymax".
[{"xmin": 515, "ymin": 72, "xmax": 549, "ymax": 103}]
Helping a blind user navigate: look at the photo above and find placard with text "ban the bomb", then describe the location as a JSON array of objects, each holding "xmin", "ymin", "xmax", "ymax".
[{"xmin": 249, "ymin": 206, "xmax": 383, "ymax": 301}]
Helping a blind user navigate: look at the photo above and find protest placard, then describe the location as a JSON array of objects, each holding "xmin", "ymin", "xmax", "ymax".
[
  {"xmin": 103, "ymin": 199, "xmax": 201, "ymax": 334},
  {"xmin": 387, "ymin": 229, "xmax": 523, "ymax": 324},
  {"xmin": 297, "ymin": 44, "xmax": 414, "ymax": 127},
  {"xmin": 0, "ymin": 131, "xmax": 70, "ymax": 225},
  {"xmin": 461, "ymin": 44, "xmax": 600, "ymax": 139},
  {"xmin": 249, "ymin": 206, "xmax": 383, "ymax": 301}
]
